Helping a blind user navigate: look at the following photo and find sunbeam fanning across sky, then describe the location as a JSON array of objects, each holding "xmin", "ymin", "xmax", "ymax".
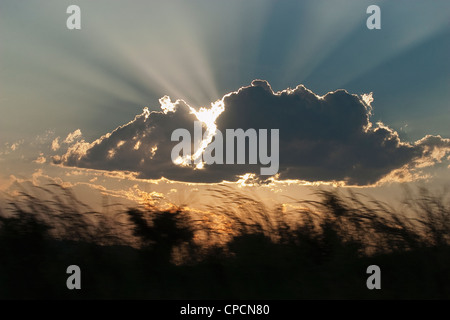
[{"xmin": 2, "ymin": 0, "xmax": 449, "ymax": 141}]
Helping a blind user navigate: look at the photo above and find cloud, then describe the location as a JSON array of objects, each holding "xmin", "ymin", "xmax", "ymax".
[
  {"xmin": 51, "ymin": 137, "xmax": 60, "ymax": 151},
  {"xmin": 64, "ymin": 129, "xmax": 82, "ymax": 144},
  {"xmin": 10, "ymin": 140, "xmax": 24, "ymax": 151},
  {"xmin": 54, "ymin": 80, "xmax": 450, "ymax": 186},
  {"xmin": 34, "ymin": 153, "xmax": 46, "ymax": 164}
]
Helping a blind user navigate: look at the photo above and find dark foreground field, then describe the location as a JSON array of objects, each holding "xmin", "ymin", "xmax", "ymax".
[{"xmin": 0, "ymin": 185, "xmax": 449, "ymax": 299}]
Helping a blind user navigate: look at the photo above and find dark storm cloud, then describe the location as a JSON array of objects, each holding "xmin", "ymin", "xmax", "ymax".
[
  {"xmin": 54, "ymin": 80, "xmax": 450, "ymax": 185},
  {"xmin": 53, "ymin": 98, "xmax": 217, "ymax": 182}
]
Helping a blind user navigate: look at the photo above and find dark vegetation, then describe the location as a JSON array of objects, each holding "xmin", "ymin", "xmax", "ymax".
[{"xmin": 0, "ymin": 184, "xmax": 449, "ymax": 299}]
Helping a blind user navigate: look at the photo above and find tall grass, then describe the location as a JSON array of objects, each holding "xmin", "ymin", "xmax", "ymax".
[
  {"xmin": 0, "ymin": 183, "xmax": 449, "ymax": 299},
  {"xmin": 2, "ymin": 183, "xmax": 130, "ymax": 245}
]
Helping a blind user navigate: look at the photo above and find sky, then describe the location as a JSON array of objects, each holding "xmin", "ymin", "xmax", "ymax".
[{"xmin": 0, "ymin": 0, "xmax": 449, "ymax": 210}]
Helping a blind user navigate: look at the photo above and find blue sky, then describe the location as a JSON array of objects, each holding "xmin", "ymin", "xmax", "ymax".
[{"xmin": 1, "ymin": 0, "xmax": 449, "ymax": 141}]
